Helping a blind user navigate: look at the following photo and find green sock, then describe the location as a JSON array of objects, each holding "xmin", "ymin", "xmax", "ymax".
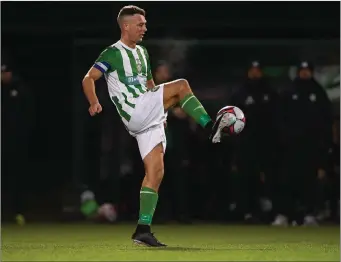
[
  {"xmin": 138, "ymin": 187, "xmax": 159, "ymax": 225},
  {"xmin": 179, "ymin": 94, "xmax": 212, "ymax": 128}
]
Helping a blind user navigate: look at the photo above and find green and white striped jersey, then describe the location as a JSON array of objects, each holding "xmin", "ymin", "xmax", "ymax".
[{"xmin": 94, "ymin": 41, "xmax": 152, "ymax": 123}]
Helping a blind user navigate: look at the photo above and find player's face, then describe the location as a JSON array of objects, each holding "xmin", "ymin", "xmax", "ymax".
[
  {"xmin": 156, "ymin": 65, "xmax": 171, "ymax": 82},
  {"xmin": 127, "ymin": 14, "xmax": 147, "ymax": 43},
  {"xmin": 299, "ymin": 68, "xmax": 312, "ymax": 80},
  {"xmin": 247, "ymin": 67, "xmax": 262, "ymax": 79}
]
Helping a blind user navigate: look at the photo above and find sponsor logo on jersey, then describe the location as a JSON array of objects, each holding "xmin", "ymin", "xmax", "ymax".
[{"xmin": 125, "ymin": 75, "xmax": 147, "ymax": 85}]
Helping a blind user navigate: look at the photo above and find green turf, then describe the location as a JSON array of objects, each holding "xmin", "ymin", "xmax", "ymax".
[{"xmin": 2, "ymin": 224, "xmax": 340, "ymax": 261}]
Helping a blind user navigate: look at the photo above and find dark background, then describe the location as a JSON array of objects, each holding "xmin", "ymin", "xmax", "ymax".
[{"xmin": 1, "ymin": 1, "xmax": 340, "ymax": 222}]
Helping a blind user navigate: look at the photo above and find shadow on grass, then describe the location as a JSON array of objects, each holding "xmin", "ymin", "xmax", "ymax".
[{"xmin": 126, "ymin": 246, "xmax": 274, "ymax": 251}]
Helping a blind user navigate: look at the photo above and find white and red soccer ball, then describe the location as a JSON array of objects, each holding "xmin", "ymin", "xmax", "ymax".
[{"xmin": 217, "ymin": 106, "xmax": 246, "ymax": 136}]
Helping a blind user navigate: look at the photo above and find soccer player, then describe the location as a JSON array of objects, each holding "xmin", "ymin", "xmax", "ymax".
[{"xmin": 82, "ymin": 5, "xmax": 233, "ymax": 247}]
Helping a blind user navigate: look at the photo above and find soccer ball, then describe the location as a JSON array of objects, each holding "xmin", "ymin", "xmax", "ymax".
[{"xmin": 217, "ymin": 106, "xmax": 246, "ymax": 136}]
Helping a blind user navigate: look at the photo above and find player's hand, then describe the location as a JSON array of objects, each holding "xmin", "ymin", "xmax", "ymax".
[{"xmin": 89, "ymin": 102, "xmax": 102, "ymax": 116}]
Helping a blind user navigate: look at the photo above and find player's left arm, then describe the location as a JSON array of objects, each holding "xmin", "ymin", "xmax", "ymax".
[{"xmin": 146, "ymin": 78, "xmax": 155, "ymax": 89}]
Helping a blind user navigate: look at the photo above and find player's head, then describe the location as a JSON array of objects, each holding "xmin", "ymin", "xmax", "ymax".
[{"xmin": 117, "ymin": 5, "xmax": 147, "ymax": 43}]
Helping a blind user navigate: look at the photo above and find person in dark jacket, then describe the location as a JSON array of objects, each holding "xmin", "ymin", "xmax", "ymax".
[
  {"xmin": 229, "ymin": 61, "xmax": 280, "ymax": 223},
  {"xmin": 152, "ymin": 61, "xmax": 192, "ymax": 223},
  {"xmin": 329, "ymin": 116, "xmax": 340, "ymax": 223},
  {"xmin": 272, "ymin": 61, "xmax": 333, "ymax": 226},
  {"xmin": 2, "ymin": 50, "xmax": 35, "ymax": 224}
]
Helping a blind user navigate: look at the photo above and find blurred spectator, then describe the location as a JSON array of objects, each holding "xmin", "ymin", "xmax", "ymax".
[
  {"xmin": 97, "ymin": 85, "xmax": 123, "ymax": 207},
  {"xmin": 228, "ymin": 61, "xmax": 280, "ymax": 223},
  {"xmin": 1, "ymin": 49, "xmax": 35, "ymax": 224},
  {"xmin": 161, "ymin": 107, "xmax": 192, "ymax": 223},
  {"xmin": 328, "ymin": 116, "xmax": 340, "ymax": 222},
  {"xmin": 151, "ymin": 61, "xmax": 192, "ymax": 223},
  {"xmin": 79, "ymin": 77, "xmax": 123, "ymax": 219},
  {"xmin": 272, "ymin": 61, "xmax": 333, "ymax": 226},
  {"xmin": 154, "ymin": 60, "xmax": 171, "ymax": 83}
]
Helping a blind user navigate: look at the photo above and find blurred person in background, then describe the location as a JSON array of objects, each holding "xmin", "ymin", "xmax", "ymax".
[
  {"xmin": 153, "ymin": 61, "xmax": 191, "ymax": 223},
  {"xmin": 79, "ymin": 78, "xmax": 132, "ymax": 222},
  {"xmin": 1, "ymin": 49, "xmax": 35, "ymax": 225},
  {"xmin": 96, "ymin": 79, "xmax": 123, "ymax": 216},
  {"xmin": 154, "ymin": 61, "xmax": 171, "ymax": 85},
  {"xmin": 272, "ymin": 61, "xmax": 333, "ymax": 226},
  {"xmin": 328, "ymin": 116, "xmax": 339, "ymax": 223},
  {"xmin": 228, "ymin": 61, "xmax": 279, "ymax": 223}
]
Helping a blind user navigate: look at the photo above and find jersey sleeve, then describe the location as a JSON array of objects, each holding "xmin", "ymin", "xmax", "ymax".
[
  {"xmin": 142, "ymin": 46, "xmax": 153, "ymax": 80},
  {"xmin": 94, "ymin": 48, "xmax": 117, "ymax": 73}
]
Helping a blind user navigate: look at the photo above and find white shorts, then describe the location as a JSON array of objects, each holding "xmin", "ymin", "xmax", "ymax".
[{"xmin": 126, "ymin": 84, "xmax": 167, "ymax": 160}]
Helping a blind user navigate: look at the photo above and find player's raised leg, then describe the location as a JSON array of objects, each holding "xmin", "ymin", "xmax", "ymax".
[
  {"xmin": 163, "ymin": 79, "xmax": 234, "ymax": 142},
  {"xmin": 132, "ymin": 143, "xmax": 166, "ymax": 247}
]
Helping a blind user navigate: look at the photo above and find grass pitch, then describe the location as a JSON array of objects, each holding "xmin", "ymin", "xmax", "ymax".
[{"xmin": 2, "ymin": 223, "xmax": 339, "ymax": 261}]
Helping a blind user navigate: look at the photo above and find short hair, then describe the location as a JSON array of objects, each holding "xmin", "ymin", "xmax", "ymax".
[{"xmin": 117, "ymin": 5, "xmax": 146, "ymax": 24}]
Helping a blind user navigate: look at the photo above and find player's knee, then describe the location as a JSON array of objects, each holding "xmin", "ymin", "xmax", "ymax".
[
  {"xmin": 178, "ymin": 78, "xmax": 191, "ymax": 95},
  {"xmin": 145, "ymin": 161, "xmax": 164, "ymax": 186}
]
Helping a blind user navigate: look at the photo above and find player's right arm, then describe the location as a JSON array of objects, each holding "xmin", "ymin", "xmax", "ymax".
[
  {"xmin": 82, "ymin": 47, "xmax": 116, "ymax": 116},
  {"xmin": 82, "ymin": 67, "xmax": 103, "ymax": 105}
]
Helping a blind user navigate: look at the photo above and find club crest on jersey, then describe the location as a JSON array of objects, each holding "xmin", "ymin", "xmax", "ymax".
[{"xmin": 136, "ymin": 59, "xmax": 142, "ymax": 74}]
